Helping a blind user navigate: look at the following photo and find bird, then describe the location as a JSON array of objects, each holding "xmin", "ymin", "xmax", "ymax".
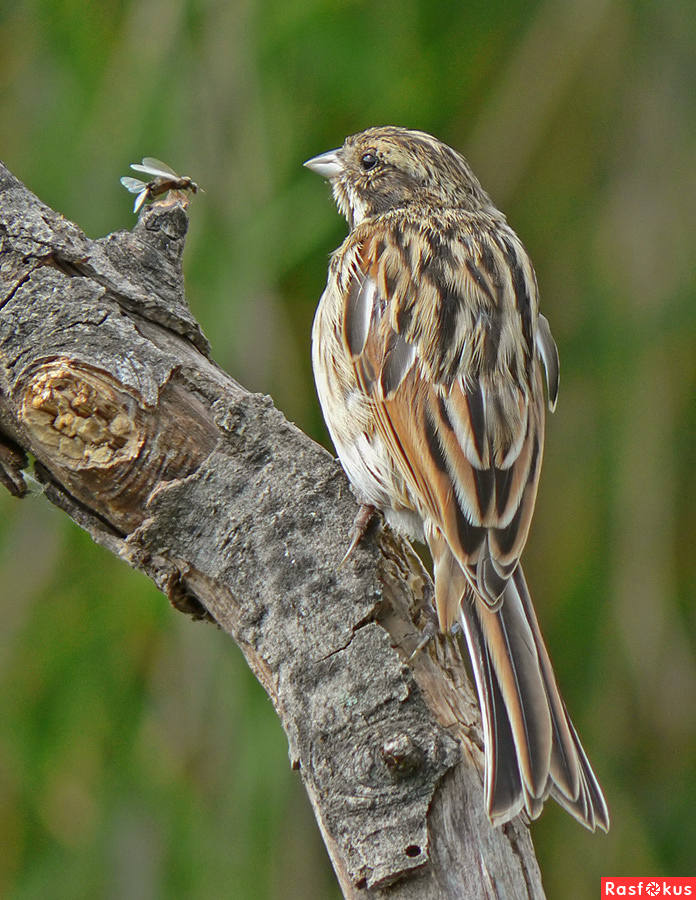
[{"xmin": 304, "ymin": 126, "xmax": 609, "ymax": 832}]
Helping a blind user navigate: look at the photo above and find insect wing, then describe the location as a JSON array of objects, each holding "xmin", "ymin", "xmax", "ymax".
[
  {"xmin": 120, "ymin": 176, "xmax": 147, "ymax": 193},
  {"xmin": 133, "ymin": 189, "xmax": 149, "ymax": 213},
  {"xmin": 142, "ymin": 156, "xmax": 178, "ymax": 176},
  {"xmin": 131, "ymin": 157, "xmax": 178, "ymax": 179}
]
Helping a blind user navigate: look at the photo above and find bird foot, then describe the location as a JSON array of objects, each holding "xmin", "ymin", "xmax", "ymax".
[
  {"xmin": 338, "ymin": 503, "xmax": 377, "ymax": 569},
  {"xmin": 409, "ymin": 603, "xmax": 440, "ymax": 660}
]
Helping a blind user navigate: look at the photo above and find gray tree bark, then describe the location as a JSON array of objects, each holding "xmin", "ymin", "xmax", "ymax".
[{"xmin": 0, "ymin": 161, "xmax": 545, "ymax": 899}]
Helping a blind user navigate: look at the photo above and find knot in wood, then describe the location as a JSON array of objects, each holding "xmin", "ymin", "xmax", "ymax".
[
  {"xmin": 380, "ymin": 733, "xmax": 424, "ymax": 777},
  {"xmin": 20, "ymin": 360, "xmax": 144, "ymax": 469}
]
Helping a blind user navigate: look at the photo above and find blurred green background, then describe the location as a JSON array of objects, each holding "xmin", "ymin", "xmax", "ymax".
[{"xmin": 1, "ymin": 0, "xmax": 694, "ymax": 897}]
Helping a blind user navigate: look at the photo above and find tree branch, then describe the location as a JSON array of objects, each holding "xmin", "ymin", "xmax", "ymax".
[{"xmin": 0, "ymin": 161, "xmax": 545, "ymax": 898}]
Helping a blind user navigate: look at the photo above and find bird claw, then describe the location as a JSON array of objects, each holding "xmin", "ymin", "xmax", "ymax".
[
  {"xmin": 337, "ymin": 503, "xmax": 376, "ymax": 569},
  {"xmin": 409, "ymin": 604, "xmax": 440, "ymax": 660}
]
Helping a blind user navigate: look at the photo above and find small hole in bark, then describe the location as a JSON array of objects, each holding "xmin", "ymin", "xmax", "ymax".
[{"xmin": 405, "ymin": 844, "xmax": 421, "ymax": 858}]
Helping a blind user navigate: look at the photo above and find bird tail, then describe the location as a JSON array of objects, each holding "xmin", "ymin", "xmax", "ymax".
[{"xmin": 450, "ymin": 561, "xmax": 609, "ymax": 831}]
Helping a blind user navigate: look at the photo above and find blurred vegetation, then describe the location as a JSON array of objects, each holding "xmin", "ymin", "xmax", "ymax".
[{"xmin": 0, "ymin": 0, "xmax": 694, "ymax": 897}]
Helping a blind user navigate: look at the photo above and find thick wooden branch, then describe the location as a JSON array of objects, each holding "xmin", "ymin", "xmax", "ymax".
[{"xmin": 0, "ymin": 161, "xmax": 545, "ymax": 899}]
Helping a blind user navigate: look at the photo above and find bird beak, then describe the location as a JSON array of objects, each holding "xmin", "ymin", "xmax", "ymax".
[{"xmin": 303, "ymin": 149, "xmax": 343, "ymax": 179}]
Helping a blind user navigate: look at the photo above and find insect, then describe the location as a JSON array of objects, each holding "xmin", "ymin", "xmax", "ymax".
[{"xmin": 120, "ymin": 158, "xmax": 200, "ymax": 213}]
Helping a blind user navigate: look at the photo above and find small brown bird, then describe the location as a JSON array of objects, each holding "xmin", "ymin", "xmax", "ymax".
[{"xmin": 305, "ymin": 126, "xmax": 609, "ymax": 831}]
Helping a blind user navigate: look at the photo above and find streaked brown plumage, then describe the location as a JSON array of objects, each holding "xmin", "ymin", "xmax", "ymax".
[{"xmin": 306, "ymin": 126, "xmax": 609, "ymax": 831}]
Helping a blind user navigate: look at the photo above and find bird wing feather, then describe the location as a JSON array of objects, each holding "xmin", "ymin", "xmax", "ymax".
[{"xmin": 340, "ymin": 216, "xmax": 557, "ymax": 625}]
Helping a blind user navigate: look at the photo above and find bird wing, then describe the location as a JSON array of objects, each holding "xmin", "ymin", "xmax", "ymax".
[{"xmin": 339, "ymin": 215, "xmax": 558, "ymax": 626}]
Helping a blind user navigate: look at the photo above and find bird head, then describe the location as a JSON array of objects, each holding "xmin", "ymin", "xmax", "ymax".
[{"xmin": 304, "ymin": 126, "xmax": 493, "ymax": 229}]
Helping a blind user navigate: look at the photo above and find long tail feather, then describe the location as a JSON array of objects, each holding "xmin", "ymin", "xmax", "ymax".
[
  {"xmin": 449, "ymin": 557, "xmax": 609, "ymax": 830},
  {"xmin": 512, "ymin": 567, "xmax": 610, "ymax": 831}
]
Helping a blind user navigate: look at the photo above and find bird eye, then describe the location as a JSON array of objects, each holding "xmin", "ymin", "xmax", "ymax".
[{"xmin": 360, "ymin": 151, "xmax": 378, "ymax": 171}]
